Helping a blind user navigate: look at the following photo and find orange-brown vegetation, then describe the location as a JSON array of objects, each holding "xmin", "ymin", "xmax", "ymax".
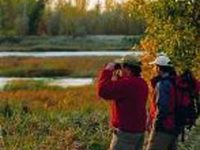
[
  {"xmin": 0, "ymin": 56, "xmax": 119, "ymax": 77},
  {"xmin": 0, "ymin": 84, "xmax": 107, "ymax": 111}
]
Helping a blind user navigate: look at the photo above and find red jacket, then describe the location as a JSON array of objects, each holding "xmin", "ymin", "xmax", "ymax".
[
  {"xmin": 97, "ymin": 69, "xmax": 148, "ymax": 133},
  {"xmin": 197, "ymin": 81, "xmax": 200, "ymax": 93}
]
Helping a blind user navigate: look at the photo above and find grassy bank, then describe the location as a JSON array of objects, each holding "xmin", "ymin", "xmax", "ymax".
[
  {"xmin": 2, "ymin": 103, "xmax": 200, "ymax": 150},
  {"xmin": 1, "ymin": 103, "xmax": 110, "ymax": 150},
  {"xmin": 0, "ymin": 82, "xmax": 107, "ymax": 111},
  {"xmin": 0, "ymin": 35, "xmax": 141, "ymax": 51},
  {"xmin": 178, "ymin": 119, "xmax": 200, "ymax": 150},
  {"xmin": 0, "ymin": 82, "xmax": 110, "ymax": 149},
  {"xmin": 0, "ymin": 81, "xmax": 200, "ymax": 149},
  {"xmin": 0, "ymin": 56, "xmax": 119, "ymax": 77}
]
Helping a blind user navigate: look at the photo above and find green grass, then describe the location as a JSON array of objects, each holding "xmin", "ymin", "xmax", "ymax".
[
  {"xmin": 0, "ymin": 104, "xmax": 110, "ymax": 150},
  {"xmin": 0, "ymin": 35, "xmax": 141, "ymax": 51},
  {"xmin": 178, "ymin": 119, "xmax": 200, "ymax": 150},
  {"xmin": 0, "ymin": 82, "xmax": 200, "ymax": 150},
  {"xmin": 1, "ymin": 101, "xmax": 200, "ymax": 150},
  {"xmin": 0, "ymin": 82, "xmax": 110, "ymax": 149}
]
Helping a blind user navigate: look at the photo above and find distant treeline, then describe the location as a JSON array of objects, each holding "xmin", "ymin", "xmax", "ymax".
[{"xmin": 0, "ymin": 0, "xmax": 146, "ymax": 36}]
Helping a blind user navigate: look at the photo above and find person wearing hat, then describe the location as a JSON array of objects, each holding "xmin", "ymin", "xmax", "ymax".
[
  {"xmin": 146, "ymin": 55, "xmax": 178, "ymax": 150},
  {"xmin": 97, "ymin": 55, "xmax": 148, "ymax": 150}
]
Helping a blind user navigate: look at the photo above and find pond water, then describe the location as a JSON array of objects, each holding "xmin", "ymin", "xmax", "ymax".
[
  {"xmin": 0, "ymin": 50, "xmax": 142, "ymax": 88},
  {"xmin": 0, "ymin": 77, "xmax": 93, "ymax": 89},
  {"xmin": 0, "ymin": 51, "xmax": 142, "ymax": 57}
]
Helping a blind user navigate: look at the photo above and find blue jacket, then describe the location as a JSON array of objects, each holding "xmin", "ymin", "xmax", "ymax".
[{"xmin": 151, "ymin": 73, "xmax": 176, "ymax": 133}]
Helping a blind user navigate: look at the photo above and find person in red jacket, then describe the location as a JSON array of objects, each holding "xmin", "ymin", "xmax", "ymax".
[{"xmin": 97, "ymin": 55, "xmax": 148, "ymax": 150}]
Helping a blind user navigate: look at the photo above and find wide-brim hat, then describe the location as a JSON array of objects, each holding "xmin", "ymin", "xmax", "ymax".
[
  {"xmin": 149, "ymin": 55, "xmax": 173, "ymax": 67},
  {"xmin": 115, "ymin": 55, "xmax": 141, "ymax": 66}
]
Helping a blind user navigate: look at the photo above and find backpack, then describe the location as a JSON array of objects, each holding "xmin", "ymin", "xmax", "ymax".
[
  {"xmin": 173, "ymin": 71, "xmax": 200, "ymax": 142},
  {"xmin": 148, "ymin": 71, "xmax": 200, "ymax": 140}
]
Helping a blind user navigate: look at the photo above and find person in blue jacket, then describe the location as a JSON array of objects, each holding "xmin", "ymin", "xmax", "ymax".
[{"xmin": 146, "ymin": 55, "xmax": 178, "ymax": 150}]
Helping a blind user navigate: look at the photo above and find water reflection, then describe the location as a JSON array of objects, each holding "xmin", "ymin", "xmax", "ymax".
[
  {"xmin": 0, "ymin": 77, "xmax": 93, "ymax": 89},
  {"xmin": 0, "ymin": 51, "xmax": 142, "ymax": 57}
]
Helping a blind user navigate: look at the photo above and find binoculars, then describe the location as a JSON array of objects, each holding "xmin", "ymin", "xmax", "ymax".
[{"xmin": 114, "ymin": 63, "xmax": 122, "ymax": 70}]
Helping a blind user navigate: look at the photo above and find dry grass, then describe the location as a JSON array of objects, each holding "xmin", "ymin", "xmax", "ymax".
[
  {"xmin": 0, "ymin": 83, "xmax": 110, "ymax": 150},
  {"xmin": 0, "ymin": 83, "xmax": 107, "ymax": 111},
  {"xmin": 0, "ymin": 56, "xmax": 119, "ymax": 77}
]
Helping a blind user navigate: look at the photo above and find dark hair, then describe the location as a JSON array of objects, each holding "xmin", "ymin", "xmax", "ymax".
[
  {"xmin": 123, "ymin": 63, "xmax": 141, "ymax": 77},
  {"xmin": 114, "ymin": 63, "xmax": 121, "ymax": 70},
  {"xmin": 158, "ymin": 65, "xmax": 173, "ymax": 74},
  {"xmin": 169, "ymin": 67, "xmax": 177, "ymax": 76}
]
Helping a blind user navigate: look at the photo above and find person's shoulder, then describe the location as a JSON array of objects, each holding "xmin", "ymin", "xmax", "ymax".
[{"xmin": 158, "ymin": 76, "xmax": 177, "ymax": 92}]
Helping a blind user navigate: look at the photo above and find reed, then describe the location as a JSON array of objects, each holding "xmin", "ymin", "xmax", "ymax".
[
  {"xmin": 0, "ymin": 35, "xmax": 140, "ymax": 51},
  {"xmin": 0, "ymin": 56, "xmax": 119, "ymax": 77}
]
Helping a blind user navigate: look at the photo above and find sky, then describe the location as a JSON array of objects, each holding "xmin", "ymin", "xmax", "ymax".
[
  {"xmin": 88, "ymin": 0, "xmax": 124, "ymax": 9},
  {"xmin": 51, "ymin": 0, "xmax": 125, "ymax": 10}
]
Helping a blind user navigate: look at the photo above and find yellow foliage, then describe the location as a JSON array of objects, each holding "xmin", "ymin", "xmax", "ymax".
[{"xmin": 140, "ymin": 38, "xmax": 158, "ymax": 82}]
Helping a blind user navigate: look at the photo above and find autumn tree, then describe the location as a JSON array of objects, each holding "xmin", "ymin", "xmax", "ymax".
[
  {"xmin": 127, "ymin": 0, "xmax": 200, "ymax": 79},
  {"xmin": 0, "ymin": 0, "xmax": 47, "ymax": 35},
  {"xmin": 0, "ymin": 0, "xmax": 146, "ymax": 36}
]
